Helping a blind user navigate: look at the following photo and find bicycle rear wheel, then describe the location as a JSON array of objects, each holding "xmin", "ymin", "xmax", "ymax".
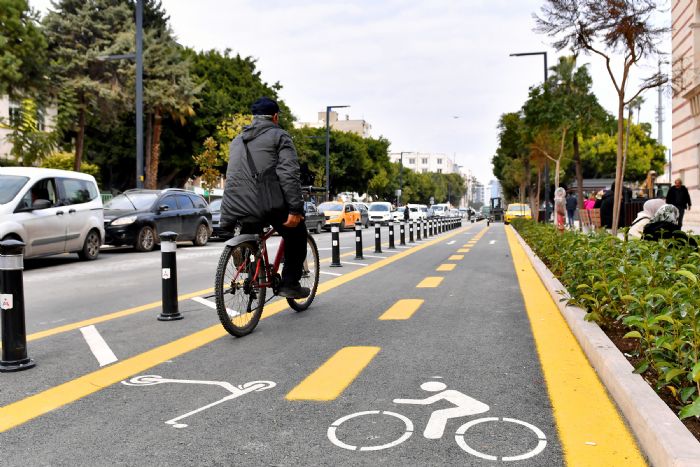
[
  {"xmin": 287, "ymin": 234, "xmax": 319, "ymax": 312},
  {"xmin": 215, "ymin": 241, "xmax": 266, "ymax": 337}
]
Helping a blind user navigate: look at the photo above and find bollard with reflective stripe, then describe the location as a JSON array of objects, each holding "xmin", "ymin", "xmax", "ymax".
[
  {"xmin": 416, "ymin": 219, "xmax": 422, "ymax": 241},
  {"xmin": 388, "ymin": 221, "xmax": 395, "ymax": 249},
  {"xmin": 0, "ymin": 240, "xmax": 35, "ymax": 372},
  {"xmin": 399, "ymin": 221, "xmax": 406, "ymax": 246},
  {"xmin": 429, "ymin": 219, "xmax": 434, "ymax": 236},
  {"xmin": 409, "ymin": 220, "xmax": 414, "ymax": 243},
  {"xmin": 374, "ymin": 223, "xmax": 382, "ymax": 253},
  {"xmin": 354, "ymin": 221, "xmax": 364, "ymax": 260},
  {"xmin": 157, "ymin": 232, "xmax": 183, "ymax": 321},
  {"xmin": 330, "ymin": 225, "xmax": 342, "ymax": 267},
  {"xmin": 423, "ymin": 219, "xmax": 428, "ymax": 238}
]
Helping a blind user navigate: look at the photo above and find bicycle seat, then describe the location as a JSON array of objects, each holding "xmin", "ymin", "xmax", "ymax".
[{"xmin": 224, "ymin": 234, "xmax": 260, "ymax": 247}]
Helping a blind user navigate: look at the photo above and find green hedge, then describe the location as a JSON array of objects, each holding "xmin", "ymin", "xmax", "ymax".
[{"xmin": 511, "ymin": 219, "xmax": 700, "ymax": 420}]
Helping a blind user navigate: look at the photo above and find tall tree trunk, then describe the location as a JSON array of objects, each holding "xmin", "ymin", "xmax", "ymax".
[
  {"xmin": 144, "ymin": 112, "xmax": 153, "ymax": 188},
  {"xmin": 147, "ymin": 109, "xmax": 162, "ymax": 189},
  {"xmin": 573, "ymin": 132, "xmax": 583, "ymax": 231},
  {"xmin": 612, "ymin": 99, "xmax": 625, "ymax": 234},
  {"xmin": 526, "ymin": 157, "xmax": 532, "ymax": 210},
  {"xmin": 535, "ymin": 166, "xmax": 542, "ymax": 221},
  {"xmin": 74, "ymin": 105, "xmax": 86, "ymax": 172}
]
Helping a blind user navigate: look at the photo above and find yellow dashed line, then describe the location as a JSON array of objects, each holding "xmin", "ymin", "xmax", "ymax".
[
  {"xmin": 457, "ymin": 249, "xmax": 470, "ymax": 253},
  {"xmin": 448, "ymin": 255, "xmax": 464, "ymax": 261},
  {"xmin": 436, "ymin": 263, "xmax": 456, "ymax": 271},
  {"xmin": 285, "ymin": 346, "xmax": 380, "ymax": 401},
  {"xmin": 416, "ymin": 277, "xmax": 443, "ymax": 288},
  {"xmin": 378, "ymin": 299, "xmax": 424, "ymax": 320},
  {"xmin": 505, "ymin": 227, "xmax": 644, "ymax": 466}
]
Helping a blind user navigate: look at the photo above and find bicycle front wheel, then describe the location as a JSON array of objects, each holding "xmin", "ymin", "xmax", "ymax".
[
  {"xmin": 287, "ymin": 234, "xmax": 319, "ymax": 312},
  {"xmin": 215, "ymin": 242, "xmax": 266, "ymax": 337}
]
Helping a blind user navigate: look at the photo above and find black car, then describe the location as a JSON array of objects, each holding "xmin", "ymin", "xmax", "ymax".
[
  {"xmin": 304, "ymin": 202, "xmax": 326, "ymax": 234},
  {"xmin": 104, "ymin": 189, "xmax": 212, "ymax": 251}
]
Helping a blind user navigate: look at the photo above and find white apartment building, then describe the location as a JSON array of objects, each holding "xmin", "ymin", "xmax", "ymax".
[
  {"xmin": 673, "ymin": 0, "xmax": 700, "ymax": 226},
  {"xmin": 294, "ymin": 111, "xmax": 372, "ymax": 137},
  {"xmin": 388, "ymin": 152, "xmax": 458, "ymax": 174},
  {"xmin": 0, "ymin": 96, "xmax": 56, "ymax": 161}
]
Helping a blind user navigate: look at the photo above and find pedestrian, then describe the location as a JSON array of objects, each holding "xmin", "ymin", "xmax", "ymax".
[
  {"xmin": 666, "ymin": 178, "xmax": 692, "ymax": 229},
  {"xmin": 599, "ymin": 183, "xmax": 626, "ymax": 229},
  {"xmin": 220, "ymin": 97, "xmax": 309, "ymax": 299},
  {"xmin": 565, "ymin": 192, "xmax": 577, "ymax": 229},
  {"xmin": 583, "ymin": 193, "xmax": 596, "ymax": 210},
  {"xmin": 628, "ymin": 198, "xmax": 665, "ymax": 240},
  {"xmin": 642, "ymin": 204, "xmax": 698, "ymax": 249},
  {"xmin": 403, "ymin": 204, "xmax": 410, "ymax": 222},
  {"xmin": 554, "ymin": 187, "xmax": 566, "ymax": 232}
]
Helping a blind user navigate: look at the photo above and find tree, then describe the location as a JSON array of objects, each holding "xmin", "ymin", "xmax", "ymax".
[
  {"xmin": 192, "ymin": 137, "xmax": 219, "ymax": 201},
  {"xmin": 536, "ymin": 0, "xmax": 668, "ymax": 234},
  {"xmin": 44, "ymin": 0, "xmax": 133, "ymax": 172},
  {"xmin": 0, "ymin": 0, "xmax": 47, "ymax": 99},
  {"xmin": 3, "ymin": 98, "xmax": 55, "ymax": 165},
  {"xmin": 492, "ymin": 112, "xmax": 528, "ymax": 201},
  {"xmin": 41, "ymin": 151, "xmax": 100, "ymax": 179}
]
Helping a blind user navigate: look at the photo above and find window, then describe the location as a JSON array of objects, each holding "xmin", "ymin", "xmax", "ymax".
[
  {"xmin": 57, "ymin": 178, "xmax": 97, "ymax": 205},
  {"xmin": 18, "ymin": 178, "xmax": 58, "ymax": 210},
  {"xmin": 160, "ymin": 196, "xmax": 178, "ymax": 211},
  {"xmin": 422, "ymin": 158, "xmax": 428, "ymax": 165},
  {"xmin": 189, "ymin": 194, "xmax": 207, "ymax": 208},
  {"xmin": 176, "ymin": 194, "xmax": 194, "ymax": 209},
  {"xmin": 408, "ymin": 158, "xmax": 415, "ymax": 164},
  {"xmin": 437, "ymin": 158, "xmax": 443, "ymax": 164},
  {"xmin": 437, "ymin": 169, "xmax": 442, "ymax": 174},
  {"xmin": 8, "ymin": 101, "xmax": 21, "ymax": 127}
]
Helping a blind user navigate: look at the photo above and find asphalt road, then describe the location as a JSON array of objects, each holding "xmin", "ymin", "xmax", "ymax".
[{"xmin": 0, "ymin": 221, "xmax": 635, "ymax": 465}]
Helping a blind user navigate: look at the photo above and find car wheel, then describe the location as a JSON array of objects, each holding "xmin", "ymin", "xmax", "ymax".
[
  {"xmin": 339, "ymin": 220, "xmax": 346, "ymax": 231},
  {"xmin": 77, "ymin": 229, "xmax": 101, "ymax": 261},
  {"xmin": 135, "ymin": 225, "xmax": 156, "ymax": 252},
  {"xmin": 193, "ymin": 223, "xmax": 209, "ymax": 246},
  {"xmin": 315, "ymin": 222, "xmax": 322, "ymax": 234}
]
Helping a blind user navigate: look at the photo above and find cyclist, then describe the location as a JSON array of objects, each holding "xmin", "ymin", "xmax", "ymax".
[{"xmin": 220, "ymin": 97, "xmax": 309, "ymax": 299}]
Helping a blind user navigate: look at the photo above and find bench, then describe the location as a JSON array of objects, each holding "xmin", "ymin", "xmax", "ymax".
[{"xmin": 580, "ymin": 208, "xmax": 601, "ymax": 231}]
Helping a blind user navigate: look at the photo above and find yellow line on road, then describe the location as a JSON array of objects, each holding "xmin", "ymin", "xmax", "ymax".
[
  {"xmin": 285, "ymin": 346, "xmax": 380, "ymax": 401},
  {"xmin": 378, "ymin": 299, "xmax": 424, "ymax": 320},
  {"xmin": 416, "ymin": 277, "xmax": 443, "ymax": 288},
  {"xmin": 0, "ymin": 225, "xmax": 479, "ymax": 433},
  {"xmin": 457, "ymin": 249, "xmax": 470, "ymax": 253},
  {"xmin": 448, "ymin": 255, "xmax": 464, "ymax": 261},
  {"xmin": 505, "ymin": 227, "xmax": 644, "ymax": 466},
  {"xmin": 437, "ymin": 264, "xmax": 456, "ymax": 271}
]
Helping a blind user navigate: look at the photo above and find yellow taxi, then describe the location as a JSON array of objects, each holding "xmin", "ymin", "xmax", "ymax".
[
  {"xmin": 318, "ymin": 201, "xmax": 362, "ymax": 230},
  {"xmin": 504, "ymin": 203, "xmax": 532, "ymax": 224}
]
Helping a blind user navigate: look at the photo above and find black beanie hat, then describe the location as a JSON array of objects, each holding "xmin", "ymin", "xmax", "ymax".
[{"xmin": 251, "ymin": 97, "xmax": 280, "ymax": 116}]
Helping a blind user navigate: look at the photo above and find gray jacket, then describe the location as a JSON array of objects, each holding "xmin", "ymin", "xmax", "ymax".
[{"xmin": 220, "ymin": 118, "xmax": 303, "ymax": 227}]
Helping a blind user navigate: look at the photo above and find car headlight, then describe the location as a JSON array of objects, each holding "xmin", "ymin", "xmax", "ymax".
[{"xmin": 111, "ymin": 215, "xmax": 137, "ymax": 226}]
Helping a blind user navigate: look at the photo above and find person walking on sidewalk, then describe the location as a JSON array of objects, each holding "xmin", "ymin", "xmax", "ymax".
[
  {"xmin": 565, "ymin": 192, "xmax": 577, "ymax": 229},
  {"xmin": 554, "ymin": 187, "xmax": 566, "ymax": 232},
  {"xmin": 666, "ymin": 178, "xmax": 692, "ymax": 229}
]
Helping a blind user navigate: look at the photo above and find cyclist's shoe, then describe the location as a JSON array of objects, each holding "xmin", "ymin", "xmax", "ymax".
[{"xmin": 278, "ymin": 284, "xmax": 310, "ymax": 299}]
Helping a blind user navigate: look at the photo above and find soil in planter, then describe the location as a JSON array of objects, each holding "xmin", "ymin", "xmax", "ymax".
[{"xmin": 602, "ymin": 320, "xmax": 700, "ymax": 441}]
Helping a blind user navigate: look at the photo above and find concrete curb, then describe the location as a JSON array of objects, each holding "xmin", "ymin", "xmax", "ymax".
[{"xmin": 511, "ymin": 227, "xmax": 700, "ymax": 467}]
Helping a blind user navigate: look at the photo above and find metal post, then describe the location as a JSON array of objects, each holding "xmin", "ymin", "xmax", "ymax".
[
  {"xmin": 325, "ymin": 107, "xmax": 331, "ymax": 202},
  {"xmin": 354, "ymin": 221, "xmax": 363, "ymax": 260},
  {"xmin": 400, "ymin": 221, "xmax": 406, "ymax": 246},
  {"xmin": 135, "ymin": 0, "xmax": 144, "ymax": 188},
  {"xmin": 416, "ymin": 219, "xmax": 422, "ymax": 241},
  {"xmin": 423, "ymin": 219, "xmax": 428, "ymax": 238},
  {"xmin": 374, "ymin": 223, "xmax": 382, "ymax": 253},
  {"xmin": 388, "ymin": 221, "xmax": 395, "ymax": 249},
  {"xmin": 409, "ymin": 220, "xmax": 414, "ymax": 243},
  {"xmin": 330, "ymin": 225, "xmax": 342, "ymax": 267},
  {"xmin": 0, "ymin": 240, "xmax": 35, "ymax": 372},
  {"xmin": 429, "ymin": 219, "xmax": 434, "ymax": 236},
  {"xmin": 157, "ymin": 232, "xmax": 183, "ymax": 321}
]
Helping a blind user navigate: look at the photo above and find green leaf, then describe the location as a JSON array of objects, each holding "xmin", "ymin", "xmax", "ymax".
[
  {"xmin": 674, "ymin": 269, "xmax": 698, "ymax": 284},
  {"xmin": 692, "ymin": 362, "xmax": 700, "ymax": 383},
  {"xmin": 633, "ymin": 361, "xmax": 649, "ymax": 374},
  {"xmin": 681, "ymin": 386, "xmax": 697, "ymax": 403},
  {"xmin": 679, "ymin": 398, "xmax": 700, "ymax": 420},
  {"xmin": 623, "ymin": 331, "xmax": 642, "ymax": 339},
  {"xmin": 664, "ymin": 368, "xmax": 686, "ymax": 383}
]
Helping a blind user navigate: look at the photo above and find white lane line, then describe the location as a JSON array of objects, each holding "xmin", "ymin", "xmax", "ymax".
[
  {"xmin": 342, "ymin": 261, "xmax": 368, "ymax": 267},
  {"xmin": 489, "ymin": 240, "xmax": 496, "ymax": 245},
  {"xmin": 320, "ymin": 270, "xmax": 343, "ymax": 276},
  {"xmin": 192, "ymin": 296, "xmax": 216, "ymax": 309},
  {"xmin": 362, "ymin": 255, "xmax": 384, "ymax": 258},
  {"xmin": 447, "ymin": 241, "xmax": 456, "ymax": 245},
  {"xmin": 396, "ymin": 246, "xmax": 410, "ymax": 249},
  {"xmin": 318, "ymin": 247, "xmax": 352, "ymax": 251},
  {"xmin": 80, "ymin": 325, "xmax": 118, "ymax": 367}
]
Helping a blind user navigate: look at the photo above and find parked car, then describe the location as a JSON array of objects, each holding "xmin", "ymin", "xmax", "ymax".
[
  {"xmin": 504, "ymin": 203, "xmax": 532, "ymax": 224},
  {"xmin": 368, "ymin": 201, "xmax": 393, "ymax": 225},
  {"xmin": 431, "ymin": 203, "xmax": 450, "ymax": 217},
  {"xmin": 303, "ymin": 201, "xmax": 326, "ymax": 234},
  {"xmin": 419, "ymin": 204, "xmax": 429, "ymax": 219},
  {"xmin": 318, "ymin": 201, "xmax": 362, "ymax": 230},
  {"xmin": 208, "ymin": 198, "xmax": 237, "ymax": 239},
  {"xmin": 104, "ymin": 189, "xmax": 212, "ymax": 251},
  {"xmin": 355, "ymin": 202, "xmax": 370, "ymax": 228},
  {"xmin": 0, "ymin": 167, "xmax": 104, "ymax": 260}
]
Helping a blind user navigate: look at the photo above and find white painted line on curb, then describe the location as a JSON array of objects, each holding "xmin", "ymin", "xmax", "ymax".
[
  {"xmin": 342, "ymin": 261, "xmax": 368, "ymax": 267},
  {"xmin": 320, "ymin": 271, "xmax": 343, "ymax": 276},
  {"xmin": 80, "ymin": 325, "xmax": 118, "ymax": 367},
  {"xmin": 362, "ymin": 255, "xmax": 383, "ymax": 258}
]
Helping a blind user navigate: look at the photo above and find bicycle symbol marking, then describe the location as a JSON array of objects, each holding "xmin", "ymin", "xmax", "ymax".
[
  {"xmin": 327, "ymin": 381, "xmax": 547, "ymax": 461},
  {"xmin": 121, "ymin": 375, "xmax": 276, "ymax": 428}
]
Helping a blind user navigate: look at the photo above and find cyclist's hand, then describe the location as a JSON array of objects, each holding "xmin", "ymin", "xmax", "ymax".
[{"xmin": 283, "ymin": 213, "xmax": 304, "ymax": 228}]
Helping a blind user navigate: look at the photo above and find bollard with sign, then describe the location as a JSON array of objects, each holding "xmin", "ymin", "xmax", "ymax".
[
  {"xmin": 388, "ymin": 221, "xmax": 395, "ymax": 249},
  {"xmin": 330, "ymin": 225, "xmax": 342, "ymax": 267},
  {"xmin": 423, "ymin": 219, "xmax": 428, "ymax": 238},
  {"xmin": 409, "ymin": 220, "xmax": 414, "ymax": 243},
  {"xmin": 0, "ymin": 240, "xmax": 35, "ymax": 372},
  {"xmin": 158, "ymin": 232, "xmax": 183, "ymax": 321},
  {"xmin": 354, "ymin": 221, "xmax": 364, "ymax": 260},
  {"xmin": 374, "ymin": 223, "xmax": 382, "ymax": 253}
]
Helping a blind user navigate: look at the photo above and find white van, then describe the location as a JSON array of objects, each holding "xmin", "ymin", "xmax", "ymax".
[{"xmin": 0, "ymin": 167, "xmax": 104, "ymax": 260}]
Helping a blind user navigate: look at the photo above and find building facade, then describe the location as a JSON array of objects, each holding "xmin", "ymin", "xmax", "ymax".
[
  {"xmin": 0, "ymin": 95, "xmax": 57, "ymax": 161},
  {"xmin": 294, "ymin": 111, "xmax": 372, "ymax": 137},
  {"xmin": 388, "ymin": 152, "xmax": 459, "ymax": 174},
  {"xmin": 673, "ymin": 0, "xmax": 700, "ymax": 226}
]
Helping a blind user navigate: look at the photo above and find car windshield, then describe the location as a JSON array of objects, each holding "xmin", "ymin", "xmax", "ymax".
[
  {"xmin": 433, "ymin": 206, "xmax": 444, "ymax": 211},
  {"xmin": 209, "ymin": 198, "xmax": 222, "ymax": 211},
  {"xmin": 0, "ymin": 175, "xmax": 29, "ymax": 205},
  {"xmin": 106, "ymin": 193, "xmax": 158, "ymax": 210},
  {"xmin": 318, "ymin": 202, "xmax": 342, "ymax": 212},
  {"xmin": 508, "ymin": 204, "xmax": 530, "ymax": 212},
  {"xmin": 369, "ymin": 204, "xmax": 389, "ymax": 211}
]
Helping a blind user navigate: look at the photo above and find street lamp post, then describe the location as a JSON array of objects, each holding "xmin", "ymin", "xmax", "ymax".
[
  {"xmin": 325, "ymin": 105, "xmax": 350, "ymax": 201},
  {"xmin": 398, "ymin": 151, "xmax": 414, "ymax": 206},
  {"xmin": 510, "ymin": 51, "xmax": 549, "ymax": 222}
]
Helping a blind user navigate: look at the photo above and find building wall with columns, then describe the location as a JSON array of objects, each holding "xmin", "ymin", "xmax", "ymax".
[{"xmin": 388, "ymin": 152, "xmax": 458, "ymax": 174}]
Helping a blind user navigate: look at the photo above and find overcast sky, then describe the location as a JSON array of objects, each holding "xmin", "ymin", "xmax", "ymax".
[{"xmin": 32, "ymin": 0, "xmax": 672, "ymax": 184}]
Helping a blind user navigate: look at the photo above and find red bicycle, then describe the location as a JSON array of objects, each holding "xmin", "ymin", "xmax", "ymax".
[{"xmin": 214, "ymin": 227, "xmax": 319, "ymax": 337}]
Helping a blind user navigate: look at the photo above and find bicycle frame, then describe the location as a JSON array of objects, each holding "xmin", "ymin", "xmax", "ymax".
[{"xmin": 250, "ymin": 228, "xmax": 285, "ymax": 289}]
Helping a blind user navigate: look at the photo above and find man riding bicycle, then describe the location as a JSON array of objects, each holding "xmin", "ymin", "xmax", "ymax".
[{"xmin": 220, "ymin": 97, "xmax": 309, "ymax": 299}]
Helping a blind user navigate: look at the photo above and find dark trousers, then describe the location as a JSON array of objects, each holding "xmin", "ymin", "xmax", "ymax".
[
  {"xmin": 678, "ymin": 208, "xmax": 686, "ymax": 229},
  {"xmin": 241, "ymin": 219, "xmax": 308, "ymax": 285},
  {"xmin": 567, "ymin": 209, "xmax": 575, "ymax": 227}
]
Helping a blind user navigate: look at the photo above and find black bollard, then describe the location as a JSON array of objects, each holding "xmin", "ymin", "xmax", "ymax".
[
  {"xmin": 400, "ymin": 221, "xmax": 406, "ymax": 246},
  {"xmin": 409, "ymin": 220, "xmax": 414, "ymax": 243},
  {"xmin": 416, "ymin": 219, "xmax": 422, "ymax": 241},
  {"xmin": 0, "ymin": 240, "xmax": 35, "ymax": 372},
  {"xmin": 374, "ymin": 223, "xmax": 382, "ymax": 253},
  {"xmin": 423, "ymin": 219, "xmax": 428, "ymax": 238},
  {"xmin": 330, "ymin": 225, "xmax": 342, "ymax": 267},
  {"xmin": 158, "ymin": 232, "xmax": 183, "ymax": 321},
  {"xmin": 429, "ymin": 219, "xmax": 434, "ymax": 236},
  {"xmin": 388, "ymin": 221, "xmax": 396, "ymax": 249},
  {"xmin": 354, "ymin": 221, "xmax": 364, "ymax": 260}
]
